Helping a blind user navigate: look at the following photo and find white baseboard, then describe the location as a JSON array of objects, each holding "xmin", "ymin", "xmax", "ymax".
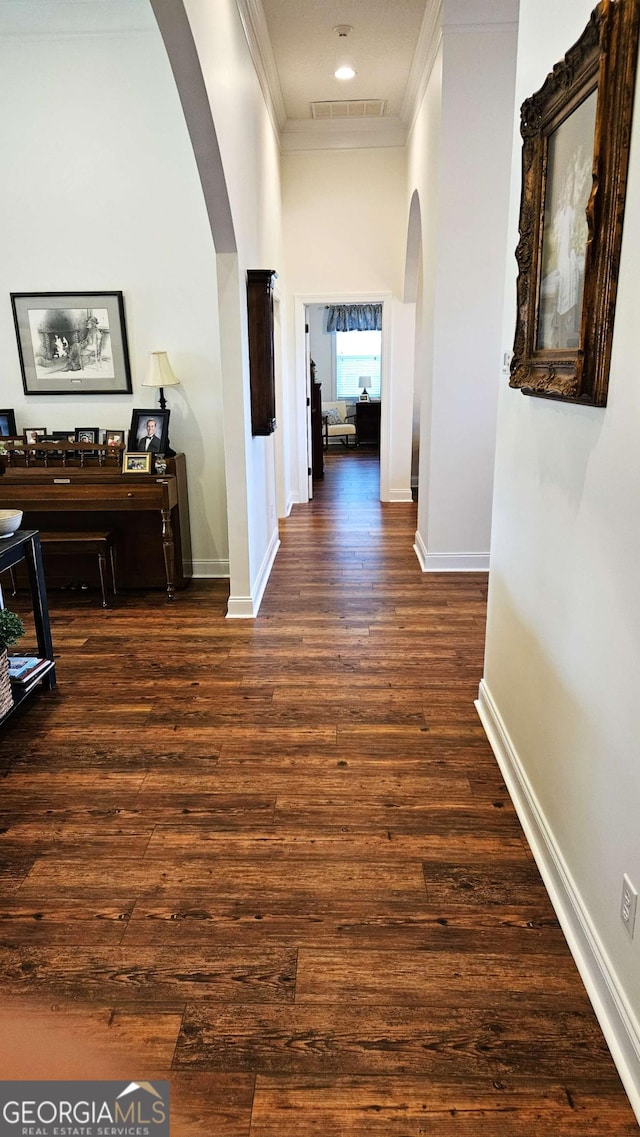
[
  {"xmin": 191, "ymin": 559, "xmax": 229, "ymax": 578},
  {"xmin": 413, "ymin": 529, "xmax": 428, "ymax": 570},
  {"xmin": 413, "ymin": 533, "xmax": 489, "ymax": 573},
  {"xmin": 476, "ymin": 679, "xmax": 640, "ymax": 1124},
  {"xmin": 425, "ymin": 552, "xmax": 490, "ymax": 571},
  {"xmin": 389, "ymin": 488, "xmax": 414, "ymax": 503},
  {"xmin": 226, "ymin": 527, "xmax": 280, "ymax": 619}
]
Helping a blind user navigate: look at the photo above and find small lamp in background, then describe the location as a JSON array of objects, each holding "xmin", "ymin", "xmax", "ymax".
[
  {"xmin": 143, "ymin": 351, "xmax": 180, "ymax": 411},
  {"xmin": 359, "ymin": 376, "xmax": 371, "ymax": 402}
]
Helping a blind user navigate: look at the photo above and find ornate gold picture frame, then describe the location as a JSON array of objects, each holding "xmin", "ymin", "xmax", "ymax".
[{"xmin": 510, "ymin": 0, "xmax": 640, "ymax": 406}]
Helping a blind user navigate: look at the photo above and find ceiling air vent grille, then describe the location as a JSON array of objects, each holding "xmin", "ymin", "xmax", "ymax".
[{"xmin": 310, "ymin": 99, "xmax": 387, "ymax": 120}]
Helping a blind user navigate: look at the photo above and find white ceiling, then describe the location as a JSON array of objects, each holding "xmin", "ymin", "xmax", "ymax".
[
  {"xmin": 261, "ymin": 0, "xmax": 429, "ymax": 121},
  {"xmin": 0, "ymin": 0, "xmax": 155, "ymax": 35},
  {"xmin": 0, "ymin": 0, "xmax": 435, "ymax": 148}
]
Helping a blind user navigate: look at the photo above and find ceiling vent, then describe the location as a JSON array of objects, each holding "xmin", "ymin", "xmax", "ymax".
[{"xmin": 310, "ymin": 99, "xmax": 387, "ymax": 120}]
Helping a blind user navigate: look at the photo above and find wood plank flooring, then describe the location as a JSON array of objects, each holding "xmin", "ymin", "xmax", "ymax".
[{"xmin": 0, "ymin": 449, "xmax": 636, "ymax": 1135}]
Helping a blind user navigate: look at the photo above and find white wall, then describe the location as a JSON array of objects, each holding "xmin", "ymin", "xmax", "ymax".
[
  {"xmin": 481, "ymin": 0, "xmax": 640, "ymax": 1115},
  {"xmin": 282, "ymin": 146, "xmax": 414, "ymax": 503},
  {"xmin": 407, "ymin": 48, "xmax": 442, "ymax": 524},
  {"xmin": 0, "ymin": 0, "xmax": 229, "ymax": 576},
  {"xmin": 408, "ymin": 2, "xmax": 518, "ymax": 571},
  {"xmin": 411, "ymin": 244, "xmax": 425, "ymax": 486},
  {"xmin": 179, "ymin": 0, "xmax": 285, "ymax": 612},
  {"xmin": 308, "ymin": 305, "xmax": 334, "ymax": 401}
]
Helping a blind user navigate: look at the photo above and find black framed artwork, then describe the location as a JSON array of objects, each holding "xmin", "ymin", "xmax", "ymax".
[
  {"xmin": 74, "ymin": 427, "xmax": 99, "ymax": 445},
  {"xmin": 0, "ymin": 410, "xmax": 17, "ymax": 437},
  {"xmin": 11, "ymin": 291, "xmax": 132, "ymax": 396}
]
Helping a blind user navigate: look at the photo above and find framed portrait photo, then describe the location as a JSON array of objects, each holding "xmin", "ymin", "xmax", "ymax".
[
  {"xmin": 510, "ymin": 0, "xmax": 640, "ymax": 406},
  {"xmin": 129, "ymin": 408, "xmax": 170, "ymax": 456},
  {"xmin": 0, "ymin": 410, "xmax": 17, "ymax": 437},
  {"xmin": 11, "ymin": 291, "xmax": 133, "ymax": 396},
  {"xmin": 122, "ymin": 451, "xmax": 152, "ymax": 475},
  {"xmin": 23, "ymin": 427, "xmax": 47, "ymax": 445},
  {"xmin": 105, "ymin": 430, "xmax": 126, "ymax": 448},
  {"xmin": 74, "ymin": 427, "xmax": 99, "ymax": 445}
]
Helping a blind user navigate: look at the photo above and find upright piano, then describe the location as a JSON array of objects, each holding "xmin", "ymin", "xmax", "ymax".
[{"xmin": 0, "ymin": 444, "xmax": 191, "ymax": 599}]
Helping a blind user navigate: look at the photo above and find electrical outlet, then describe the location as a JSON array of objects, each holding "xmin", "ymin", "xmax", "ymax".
[{"xmin": 620, "ymin": 874, "xmax": 638, "ymax": 940}]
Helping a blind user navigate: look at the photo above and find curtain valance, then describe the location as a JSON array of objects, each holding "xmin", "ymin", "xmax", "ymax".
[{"xmin": 325, "ymin": 304, "xmax": 382, "ymax": 332}]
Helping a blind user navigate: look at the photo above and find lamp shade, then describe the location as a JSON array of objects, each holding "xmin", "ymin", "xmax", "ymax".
[
  {"xmin": 144, "ymin": 352, "xmax": 180, "ymax": 389},
  {"xmin": 359, "ymin": 375, "xmax": 371, "ymax": 390}
]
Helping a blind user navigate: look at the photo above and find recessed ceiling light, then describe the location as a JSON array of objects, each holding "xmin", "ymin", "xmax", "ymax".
[{"xmin": 335, "ymin": 66, "xmax": 356, "ymax": 80}]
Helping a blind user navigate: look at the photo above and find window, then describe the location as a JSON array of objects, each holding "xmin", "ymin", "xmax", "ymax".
[{"xmin": 335, "ymin": 330, "xmax": 381, "ymax": 399}]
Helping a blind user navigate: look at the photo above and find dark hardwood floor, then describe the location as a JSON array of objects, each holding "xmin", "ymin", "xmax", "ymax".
[{"xmin": 0, "ymin": 449, "xmax": 636, "ymax": 1134}]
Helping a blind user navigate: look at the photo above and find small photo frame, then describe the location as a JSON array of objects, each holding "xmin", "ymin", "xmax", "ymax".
[
  {"xmin": 47, "ymin": 431, "xmax": 75, "ymax": 443},
  {"xmin": 0, "ymin": 410, "xmax": 17, "ymax": 437},
  {"xmin": 46, "ymin": 430, "xmax": 75, "ymax": 456},
  {"xmin": 122, "ymin": 451, "xmax": 152, "ymax": 475},
  {"xmin": 11, "ymin": 290, "xmax": 132, "ymax": 396},
  {"xmin": 129, "ymin": 408, "xmax": 169, "ymax": 455},
  {"xmin": 105, "ymin": 429, "xmax": 125, "ymax": 447},
  {"xmin": 74, "ymin": 427, "xmax": 99, "ymax": 445},
  {"xmin": 23, "ymin": 427, "xmax": 47, "ymax": 445}
]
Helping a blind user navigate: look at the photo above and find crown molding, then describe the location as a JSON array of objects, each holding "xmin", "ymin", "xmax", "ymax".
[
  {"xmin": 441, "ymin": 0, "xmax": 519, "ymax": 28},
  {"xmin": 400, "ymin": 0, "xmax": 443, "ymax": 134},
  {"xmin": 234, "ymin": 0, "xmax": 287, "ymax": 136},
  {"xmin": 281, "ymin": 116, "xmax": 406, "ymax": 153},
  {"xmin": 401, "ymin": 0, "xmax": 518, "ymax": 135}
]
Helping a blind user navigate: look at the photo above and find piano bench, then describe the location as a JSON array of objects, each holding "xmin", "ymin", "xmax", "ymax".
[{"xmin": 39, "ymin": 531, "xmax": 118, "ymax": 609}]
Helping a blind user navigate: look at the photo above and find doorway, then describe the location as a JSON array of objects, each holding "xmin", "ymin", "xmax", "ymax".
[
  {"xmin": 293, "ymin": 292, "xmax": 412, "ymax": 507},
  {"xmin": 305, "ymin": 300, "xmax": 382, "ymax": 499}
]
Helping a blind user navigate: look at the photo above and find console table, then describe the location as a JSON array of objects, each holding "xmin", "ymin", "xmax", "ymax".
[
  {"xmin": 0, "ymin": 529, "xmax": 56, "ymax": 727},
  {"xmin": 0, "ymin": 454, "xmax": 191, "ymax": 600}
]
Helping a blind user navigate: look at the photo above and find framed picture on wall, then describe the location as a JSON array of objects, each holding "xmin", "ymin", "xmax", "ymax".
[
  {"xmin": 509, "ymin": 0, "xmax": 640, "ymax": 406},
  {"xmin": 11, "ymin": 291, "xmax": 133, "ymax": 396}
]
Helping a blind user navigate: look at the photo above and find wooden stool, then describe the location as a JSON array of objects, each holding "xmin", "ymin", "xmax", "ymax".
[{"xmin": 39, "ymin": 531, "xmax": 117, "ymax": 608}]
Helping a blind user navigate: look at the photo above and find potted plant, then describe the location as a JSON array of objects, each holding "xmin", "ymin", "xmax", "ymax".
[{"xmin": 0, "ymin": 607, "xmax": 25, "ymax": 717}]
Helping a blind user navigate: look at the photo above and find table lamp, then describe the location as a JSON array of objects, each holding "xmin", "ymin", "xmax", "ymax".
[
  {"xmin": 359, "ymin": 376, "xmax": 371, "ymax": 401},
  {"xmin": 144, "ymin": 351, "xmax": 180, "ymax": 412}
]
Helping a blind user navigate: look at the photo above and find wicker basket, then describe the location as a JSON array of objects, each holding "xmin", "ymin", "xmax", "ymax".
[{"xmin": 0, "ymin": 648, "xmax": 13, "ymax": 718}]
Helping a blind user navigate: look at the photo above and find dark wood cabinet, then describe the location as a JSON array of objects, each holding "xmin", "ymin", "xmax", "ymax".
[
  {"xmin": 247, "ymin": 269, "xmax": 277, "ymax": 436},
  {"xmin": 311, "ymin": 381, "xmax": 324, "ymax": 478},
  {"xmin": 356, "ymin": 400, "xmax": 381, "ymax": 446}
]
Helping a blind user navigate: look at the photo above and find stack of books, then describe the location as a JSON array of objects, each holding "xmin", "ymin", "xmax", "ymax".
[{"xmin": 8, "ymin": 656, "xmax": 52, "ymax": 687}]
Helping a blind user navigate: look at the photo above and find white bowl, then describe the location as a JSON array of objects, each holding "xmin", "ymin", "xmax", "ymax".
[{"xmin": 0, "ymin": 509, "xmax": 23, "ymax": 538}]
